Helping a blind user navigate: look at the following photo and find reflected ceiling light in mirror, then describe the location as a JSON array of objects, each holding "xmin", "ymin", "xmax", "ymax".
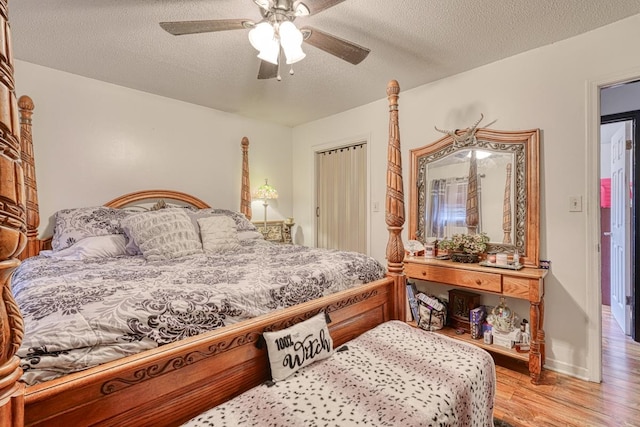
[{"xmin": 467, "ymin": 150, "xmax": 492, "ymax": 160}]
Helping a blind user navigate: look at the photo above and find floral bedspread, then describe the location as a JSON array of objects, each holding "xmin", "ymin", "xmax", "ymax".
[
  {"xmin": 11, "ymin": 240, "xmax": 385, "ymax": 385},
  {"xmin": 184, "ymin": 321, "xmax": 496, "ymax": 427}
]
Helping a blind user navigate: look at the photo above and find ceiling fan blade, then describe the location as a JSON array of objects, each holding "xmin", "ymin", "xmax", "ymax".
[
  {"xmin": 298, "ymin": 0, "xmax": 346, "ymax": 16},
  {"xmin": 257, "ymin": 60, "xmax": 279, "ymax": 80},
  {"xmin": 159, "ymin": 19, "xmax": 253, "ymax": 36},
  {"xmin": 300, "ymin": 26, "xmax": 370, "ymax": 65}
]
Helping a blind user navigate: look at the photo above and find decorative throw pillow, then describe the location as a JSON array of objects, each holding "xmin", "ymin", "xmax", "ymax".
[
  {"xmin": 263, "ymin": 312, "xmax": 334, "ymax": 382},
  {"xmin": 198, "ymin": 216, "xmax": 242, "ymax": 253},
  {"xmin": 122, "ymin": 224, "xmax": 143, "ymax": 255},
  {"xmin": 40, "ymin": 235, "xmax": 127, "ymax": 260},
  {"xmin": 52, "ymin": 206, "xmax": 131, "ymax": 251},
  {"xmin": 119, "ymin": 208, "xmax": 202, "ymax": 261},
  {"xmin": 203, "ymin": 209, "xmax": 257, "ymax": 232}
]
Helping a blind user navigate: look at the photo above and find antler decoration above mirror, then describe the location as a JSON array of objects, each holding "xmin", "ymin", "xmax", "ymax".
[{"xmin": 434, "ymin": 114, "xmax": 485, "ymax": 148}]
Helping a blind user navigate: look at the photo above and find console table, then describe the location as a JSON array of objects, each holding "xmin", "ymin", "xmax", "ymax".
[{"xmin": 404, "ymin": 256, "xmax": 547, "ymax": 384}]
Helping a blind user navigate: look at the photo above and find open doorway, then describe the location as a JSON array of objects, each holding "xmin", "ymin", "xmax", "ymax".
[{"xmin": 600, "ymin": 81, "xmax": 640, "ymax": 342}]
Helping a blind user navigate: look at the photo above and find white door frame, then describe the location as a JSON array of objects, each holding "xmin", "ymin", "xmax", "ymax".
[{"xmin": 586, "ymin": 67, "xmax": 640, "ymax": 382}]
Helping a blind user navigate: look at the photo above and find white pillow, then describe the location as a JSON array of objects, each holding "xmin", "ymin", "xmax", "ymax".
[
  {"xmin": 198, "ymin": 216, "xmax": 242, "ymax": 253},
  {"xmin": 263, "ymin": 312, "xmax": 334, "ymax": 382},
  {"xmin": 40, "ymin": 235, "xmax": 127, "ymax": 260},
  {"xmin": 119, "ymin": 208, "xmax": 202, "ymax": 261}
]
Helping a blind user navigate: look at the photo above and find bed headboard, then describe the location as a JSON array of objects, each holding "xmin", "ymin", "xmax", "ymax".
[{"xmin": 14, "ymin": 96, "xmax": 255, "ymax": 259}]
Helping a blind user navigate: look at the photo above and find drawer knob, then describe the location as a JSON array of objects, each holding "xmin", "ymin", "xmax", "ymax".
[
  {"xmin": 475, "ymin": 279, "xmax": 482, "ymax": 285},
  {"xmin": 421, "ymin": 271, "xmax": 427, "ymax": 276}
]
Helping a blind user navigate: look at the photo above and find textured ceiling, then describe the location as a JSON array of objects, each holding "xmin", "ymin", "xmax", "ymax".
[{"xmin": 9, "ymin": 1, "xmax": 640, "ymax": 127}]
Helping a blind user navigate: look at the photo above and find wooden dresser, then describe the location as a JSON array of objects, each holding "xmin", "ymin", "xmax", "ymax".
[{"xmin": 404, "ymin": 256, "xmax": 548, "ymax": 384}]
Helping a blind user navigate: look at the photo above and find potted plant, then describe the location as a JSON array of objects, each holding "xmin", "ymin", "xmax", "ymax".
[{"xmin": 438, "ymin": 233, "xmax": 490, "ymax": 263}]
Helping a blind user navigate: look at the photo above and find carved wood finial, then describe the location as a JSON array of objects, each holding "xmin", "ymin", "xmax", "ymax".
[
  {"xmin": 240, "ymin": 137, "xmax": 252, "ymax": 220},
  {"xmin": 385, "ymin": 80, "xmax": 405, "ymax": 273},
  {"xmin": 18, "ymin": 95, "xmax": 34, "ymax": 117}
]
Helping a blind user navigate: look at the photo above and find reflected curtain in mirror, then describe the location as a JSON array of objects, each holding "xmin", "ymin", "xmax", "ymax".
[{"xmin": 427, "ymin": 176, "xmax": 482, "ymax": 238}]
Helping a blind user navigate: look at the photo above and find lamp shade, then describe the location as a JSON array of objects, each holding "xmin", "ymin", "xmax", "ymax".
[
  {"xmin": 257, "ymin": 38, "xmax": 280, "ymax": 65},
  {"xmin": 249, "ymin": 22, "xmax": 275, "ymax": 51},
  {"xmin": 255, "ymin": 179, "xmax": 278, "ymax": 200},
  {"xmin": 279, "ymin": 21, "xmax": 306, "ymax": 64}
]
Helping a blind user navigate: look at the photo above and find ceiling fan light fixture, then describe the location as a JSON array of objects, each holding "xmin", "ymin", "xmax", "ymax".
[
  {"xmin": 257, "ymin": 38, "xmax": 280, "ymax": 64},
  {"xmin": 279, "ymin": 21, "xmax": 306, "ymax": 64},
  {"xmin": 248, "ymin": 22, "xmax": 274, "ymax": 51},
  {"xmin": 283, "ymin": 44, "xmax": 305, "ymax": 64}
]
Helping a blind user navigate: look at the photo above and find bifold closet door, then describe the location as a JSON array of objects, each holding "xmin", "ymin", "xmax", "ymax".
[{"xmin": 315, "ymin": 143, "xmax": 367, "ymax": 253}]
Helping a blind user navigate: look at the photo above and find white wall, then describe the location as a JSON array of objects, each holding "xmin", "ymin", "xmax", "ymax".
[
  {"xmin": 14, "ymin": 61, "xmax": 293, "ymax": 237},
  {"xmin": 292, "ymin": 14, "xmax": 640, "ymax": 380}
]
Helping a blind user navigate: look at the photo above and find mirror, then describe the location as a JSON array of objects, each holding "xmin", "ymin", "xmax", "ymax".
[{"xmin": 409, "ymin": 128, "xmax": 540, "ymax": 267}]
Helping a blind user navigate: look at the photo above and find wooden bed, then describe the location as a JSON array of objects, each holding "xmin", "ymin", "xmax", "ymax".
[{"xmin": 0, "ymin": 5, "xmax": 407, "ymax": 424}]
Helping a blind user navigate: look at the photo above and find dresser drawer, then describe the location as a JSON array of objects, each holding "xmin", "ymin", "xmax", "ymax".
[{"xmin": 405, "ymin": 263, "xmax": 502, "ymax": 293}]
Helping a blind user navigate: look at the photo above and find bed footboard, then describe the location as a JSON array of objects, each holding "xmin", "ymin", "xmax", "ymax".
[{"xmin": 23, "ymin": 278, "xmax": 395, "ymax": 427}]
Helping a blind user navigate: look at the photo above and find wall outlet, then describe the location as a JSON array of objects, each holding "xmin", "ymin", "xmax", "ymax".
[{"xmin": 569, "ymin": 196, "xmax": 582, "ymax": 212}]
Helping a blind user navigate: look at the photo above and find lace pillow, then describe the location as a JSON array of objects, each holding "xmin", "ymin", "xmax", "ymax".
[
  {"xmin": 198, "ymin": 216, "xmax": 242, "ymax": 253},
  {"xmin": 52, "ymin": 206, "xmax": 130, "ymax": 251},
  {"xmin": 119, "ymin": 208, "xmax": 202, "ymax": 261},
  {"xmin": 200, "ymin": 209, "xmax": 257, "ymax": 232},
  {"xmin": 263, "ymin": 312, "xmax": 334, "ymax": 382}
]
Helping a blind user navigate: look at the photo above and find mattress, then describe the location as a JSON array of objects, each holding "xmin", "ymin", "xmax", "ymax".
[{"xmin": 12, "ymin": 239, "xmax": 385, "ymax": 385}]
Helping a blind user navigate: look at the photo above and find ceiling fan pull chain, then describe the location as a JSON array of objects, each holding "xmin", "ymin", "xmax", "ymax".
[{"xmin": 289, "ymin": 66, "xmax": 294, "ymax": 76}]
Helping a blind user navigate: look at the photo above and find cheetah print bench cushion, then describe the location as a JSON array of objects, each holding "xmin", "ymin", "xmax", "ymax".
[{"xmin": 184, "ymin": 320, "xmax": 496, "ymax": 427}]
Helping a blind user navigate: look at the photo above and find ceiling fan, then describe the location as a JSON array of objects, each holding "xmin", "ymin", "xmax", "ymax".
[{"xmin": 160, "ymin": 0, "xmax": 370, "ymax": 80}]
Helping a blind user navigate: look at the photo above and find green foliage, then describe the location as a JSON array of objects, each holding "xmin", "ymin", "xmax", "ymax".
[{"xmin": 437, "ymin": 233, "xmax": 490, "ymax": 254}]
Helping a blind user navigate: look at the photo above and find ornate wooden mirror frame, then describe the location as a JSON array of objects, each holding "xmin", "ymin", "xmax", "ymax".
[{"xmin": 408, "ymin": 128, "xmax": 540, "ymax": 267}]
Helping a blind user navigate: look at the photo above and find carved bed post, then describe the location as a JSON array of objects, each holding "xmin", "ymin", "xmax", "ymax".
[
  {"xmin": 240, "ymin": 137, "xmax": 252, "ymax": 220},
  {"xmin": 0, "ymin": 0, "xmax": 27, "ymax": 424},
  {"xmin": 18, "ymin": 96, "xmax": 39, "ymax": 260},
  {"xmin": 502, "ymin": 163, "xmax": 513, "ymax": 244},
  {"xmin": 466, "ymin": 150, "xmax": 479, "ymax": 234},
  {"xmin": 385, "ymin": 80, "xmax": 406, "ymax": 321}
]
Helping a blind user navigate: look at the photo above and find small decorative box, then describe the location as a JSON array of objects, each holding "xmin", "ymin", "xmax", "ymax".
[
  {"xmin": 448, "ymin": 289, "xmax": 481, "ymax": 333},
  {"xmin": 469, "ymin": 306, "xmax": 487, "ymax": 339}
]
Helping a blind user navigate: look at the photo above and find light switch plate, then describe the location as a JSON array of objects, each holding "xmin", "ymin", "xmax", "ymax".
[{"xmin": 569, "ymin": 196, "xmax": 582, "ymax": 212}]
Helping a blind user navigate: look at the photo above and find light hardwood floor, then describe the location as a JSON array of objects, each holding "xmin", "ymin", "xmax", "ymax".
[{"xmin": 493, "ymin": 306, "xmax": 640, "ymax": 426}]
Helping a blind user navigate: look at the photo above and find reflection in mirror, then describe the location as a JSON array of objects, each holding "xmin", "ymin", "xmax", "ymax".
[
  {"xmin": 409, "ymin": 128, "xmax": 540, "ymax": 267},
  {"xmin": 421, "ymin": 148, "xmax": 516, "ymax": 245}
]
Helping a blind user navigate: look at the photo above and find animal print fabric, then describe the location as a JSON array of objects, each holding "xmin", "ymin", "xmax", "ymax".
[
  {"xmin": 12, "ymin": 239, "xmax": 385, "ymax": 385},
  {"xmin": 184, "ymin": 321, "xmax": 496, "ymax": 427}
]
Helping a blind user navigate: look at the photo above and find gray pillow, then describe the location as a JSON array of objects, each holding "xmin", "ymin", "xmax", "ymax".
[
  {"xmin": 119, "ymin": 208, "xmax": 202, "ymax": 261},
  {"xmin": 202, "ymin": 209, "xmax": 257, "ymax": 232},
  {"xmin": 198, "ymin": 215, "xmax": 242, "ymax": 253},
  {"xmin": 52, "ymin": 206, "xmax": 130, "ymax": 251}
]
